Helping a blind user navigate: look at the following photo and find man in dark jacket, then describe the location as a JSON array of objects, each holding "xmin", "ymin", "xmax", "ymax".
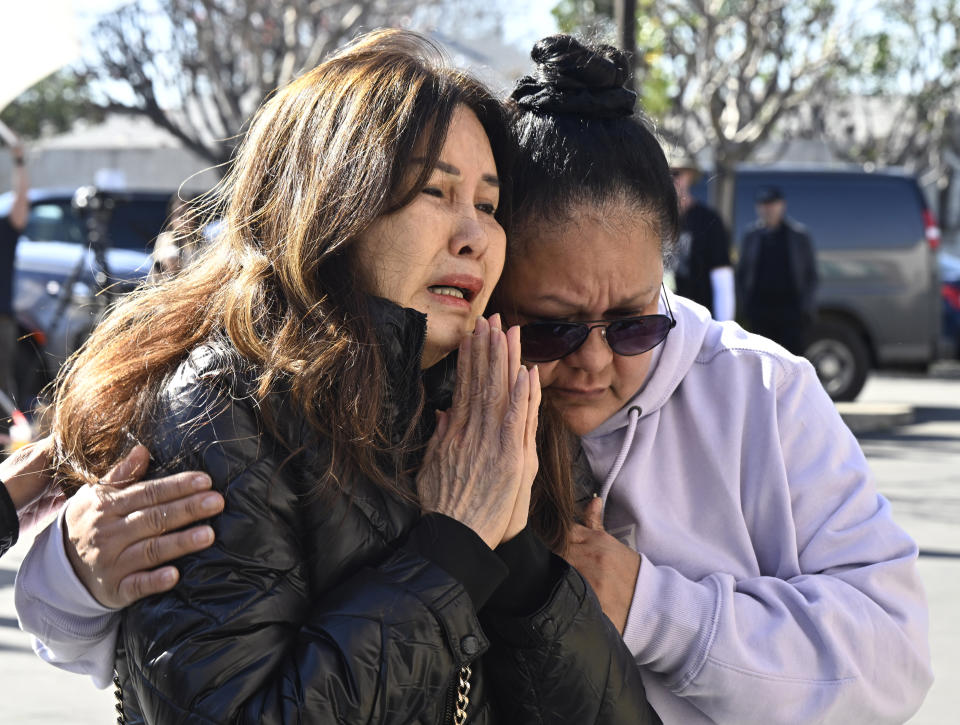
[
  {"xmin": 669, "ymin": 152, "xmax": 735, "ymax": 320},
  {"xmin": 737, "ymin": 186, "xmax": 819, "ymax": 354}
]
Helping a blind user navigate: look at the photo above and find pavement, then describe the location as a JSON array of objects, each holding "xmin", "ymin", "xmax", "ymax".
[
  {"xmin": 836, "ymin": 400, "xmax": 916, "ymax": 433},
  {"xmin": 837, "ymin": 360, "xmax": 960, "ymax": 434},
  {"xmin": 854, "ymin": 371, "xmax": 960, "ymax": 724},
  {"xmin": 1, "ymin": 368, "xmax": 958, "ymax": 722}
]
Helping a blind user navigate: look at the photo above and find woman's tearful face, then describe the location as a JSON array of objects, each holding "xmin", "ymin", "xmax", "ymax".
[{"xmin": 354, "ymin": 105, "xmax": 506, "ymax": 368}]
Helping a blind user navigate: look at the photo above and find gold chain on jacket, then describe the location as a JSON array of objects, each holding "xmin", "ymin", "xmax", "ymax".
[
  {"xmin": 115, "ymin": 662, "xmax": 474, "ymax": 723},
  {"xmin": 453, "ymin": 664, "xmax": 472, "ymax": 724}
]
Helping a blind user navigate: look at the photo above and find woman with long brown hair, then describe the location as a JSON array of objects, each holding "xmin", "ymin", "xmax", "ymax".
[{"xmin": 26, "ymin": 29, "xmax": 656, "ymax": 724}]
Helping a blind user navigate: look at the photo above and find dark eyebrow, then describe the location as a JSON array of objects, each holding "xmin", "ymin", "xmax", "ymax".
[
  {"xmin": 527, "ymin": 287, "xmax": 659, "ymax": 317},
  {"xmin": 412, "ymin": 157, "xmax": 500, "ymax": 188}
]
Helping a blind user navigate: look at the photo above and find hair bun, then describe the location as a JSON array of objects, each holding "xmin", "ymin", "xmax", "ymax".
[{"xmin": 510, "ymin": 35, "xmax": 636, "ymax": 119}]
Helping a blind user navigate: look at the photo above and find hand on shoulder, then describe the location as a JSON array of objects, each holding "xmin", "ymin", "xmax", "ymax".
[{"xmin": 64, "ymin": 444, "xmax": 225, "ymax": 608}]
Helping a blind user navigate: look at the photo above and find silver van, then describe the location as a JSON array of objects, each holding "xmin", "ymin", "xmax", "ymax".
[{"xmin": 699, "ymin": 165, "xmax": 941, "ymax": 401}]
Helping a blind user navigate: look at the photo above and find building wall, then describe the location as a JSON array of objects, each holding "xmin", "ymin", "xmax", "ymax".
[{"xmin": 0, "ymin": 146, "xmax": 219, "ymax": 195}]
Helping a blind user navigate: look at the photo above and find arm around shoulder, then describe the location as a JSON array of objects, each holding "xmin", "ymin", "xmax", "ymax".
[{"xmin": 14, "ymin": 510, "xmax": 120, "ymax": 688}]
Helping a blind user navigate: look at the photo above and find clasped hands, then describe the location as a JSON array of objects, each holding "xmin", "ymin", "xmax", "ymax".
[
  {"xmin": 416, "ymin": 314, "xmax": 540, "ymax": 550},
  {"xmin": 414, "ymin": 314, "xmax": 639, "ymax": 633}
]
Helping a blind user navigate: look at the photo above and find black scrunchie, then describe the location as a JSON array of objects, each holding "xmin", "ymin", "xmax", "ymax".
[{"xmin": 510, "ymin": 35, "xmax": 637, "ymax": 119}]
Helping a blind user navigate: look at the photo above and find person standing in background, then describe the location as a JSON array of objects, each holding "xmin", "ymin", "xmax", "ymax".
[
  {"xmin": 668, "ymin": 152, "xmax": 735, "ymax": 321},
  {"xmin": 737, "ymin": 185, "xmax": 818, "ymax": 354},
  {"xmin": 0, "ymin": 126, "xmax": 29, "ymax": 405}
]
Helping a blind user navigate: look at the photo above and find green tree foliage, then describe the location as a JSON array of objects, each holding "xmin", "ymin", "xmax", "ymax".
[
  {"xmin": 0, "ymin": 70, "xmax": 103, "ymax": 140},
  {"xmin": 552, "ymin": 0, "xmax": 615, "ymax": 32}
]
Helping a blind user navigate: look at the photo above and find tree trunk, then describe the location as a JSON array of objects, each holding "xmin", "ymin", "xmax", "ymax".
[
  {"xmin": 615, "ymin": 0, "xmax": 637, "ymax": 93},
  {"xmin": 711, "ymin": 161, "xmax": 738, "ymax": 234}
]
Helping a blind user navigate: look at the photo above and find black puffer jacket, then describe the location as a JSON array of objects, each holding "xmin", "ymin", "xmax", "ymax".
[{"xmin": 114, "ymin": 299, "xmax": 658, "ymax": 724}]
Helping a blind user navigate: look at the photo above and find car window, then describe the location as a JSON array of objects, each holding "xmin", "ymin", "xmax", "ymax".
[
  {"xmin": 23, "ymin": 197, "xmax": 170, "ymax": 252},
  {"xmin": 733, "ymin": 174, "xmax": 926, "ymax": 252},
  {"xmin": 23, "ymin": 202, "xmax": 85, "ymax": 244},
  {"xmin": 107, "ymin": 200, "xmax": 169, "ymax": 251}
]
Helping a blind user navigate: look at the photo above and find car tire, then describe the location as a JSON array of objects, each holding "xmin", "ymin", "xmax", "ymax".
[{"xmin": 804, "ymin": 319, "xmax": 870, "ymax": 402}]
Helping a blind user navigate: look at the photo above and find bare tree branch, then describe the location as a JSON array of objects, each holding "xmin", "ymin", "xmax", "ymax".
[{"xmin": 80, "ymin": 0, "xmax": 473, "ymax": 168}]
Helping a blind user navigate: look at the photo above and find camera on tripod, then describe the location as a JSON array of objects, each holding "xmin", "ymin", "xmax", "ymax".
[
  {"xmin": 49, "ymin": 186, "xmax": 120, "ymax": 340},
  {"xmin": 70, "ymin": 185, "xmax": 116, "ymax": 289}
]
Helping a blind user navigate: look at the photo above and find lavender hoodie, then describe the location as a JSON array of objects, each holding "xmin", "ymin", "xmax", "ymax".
[{"xmin": 580, "ymin": 294, "xmax": 932, "ymax": 723}]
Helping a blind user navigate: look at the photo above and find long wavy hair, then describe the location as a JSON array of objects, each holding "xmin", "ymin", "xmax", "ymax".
[
  {"xmin": 51, "ymin": 32, "xmax": 493, "ymax": 490},
  {"xmin": 50, "ymin": 29, "xmax": 576, "ymax": 551}
]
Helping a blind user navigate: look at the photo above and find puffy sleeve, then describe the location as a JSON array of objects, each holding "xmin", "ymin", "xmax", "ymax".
[
  {"xmin": 623, "ymin": 360, "xmax": 932, "ymax": 723},
  {"xmin": 119, "ymin": 372, "xmax": 491, "ymax": 724}
]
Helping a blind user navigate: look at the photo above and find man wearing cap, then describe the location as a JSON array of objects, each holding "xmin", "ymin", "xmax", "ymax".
[
  {"xmin": 737, "ymin": 185, "xmax": 818, "ymax": 354},
  {"xmin": 669, "ymin": 153, "xmax": 736, "ymax": 320}
]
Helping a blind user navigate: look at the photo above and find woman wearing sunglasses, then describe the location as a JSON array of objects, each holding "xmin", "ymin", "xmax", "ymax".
[{"xmin": 490, "ymin": 34, "xmax": 932, "ymax": 724}]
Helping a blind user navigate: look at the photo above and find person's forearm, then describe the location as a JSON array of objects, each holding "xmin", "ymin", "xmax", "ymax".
[
  {"xmin": 710, "ymin": 266, "xmax": 735, "ymax": 321},
  {"xmin": 487, "ymin": 526, "xmax": 559, "ymax": 615},
  {"xmin": 0, "ymin": 482, "xmax": 18, "ymax": 557},
  {"xmin": 9, "ymin": 153, "xmax": 29, "ymax": 230},
  {"xmin": 0, "ymin": 436, "xmax": 54, "ymax": 510},
  {"xmin": 404, "ymin": 512, "xmax": 508, "ymax": 608},
  {"xmin": 482, "ymin": 562, "xmax": 659, "ymax": 725},
  {"xmin": 15, "ymin": 510, "xmax": 120, "ymax": 688}
]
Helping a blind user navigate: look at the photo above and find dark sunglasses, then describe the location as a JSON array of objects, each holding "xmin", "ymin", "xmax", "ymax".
[{"xmin": 520, "ymin": 288, "xmax": 676, "ymax": 363}]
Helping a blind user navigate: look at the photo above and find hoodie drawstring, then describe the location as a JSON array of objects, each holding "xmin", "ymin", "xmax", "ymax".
[{"xmin": 599, "ymin": 405, "xmax": 642, "ymax": 502}]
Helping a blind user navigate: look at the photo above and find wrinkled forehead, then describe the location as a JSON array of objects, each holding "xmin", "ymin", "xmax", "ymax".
[
  {"xmin": 501, "ymin": 200, "xmax": 664, "ymax": 314},
  {"xmin": 510, "ymin": 196, "xmax": 661, "ymax": 257}
]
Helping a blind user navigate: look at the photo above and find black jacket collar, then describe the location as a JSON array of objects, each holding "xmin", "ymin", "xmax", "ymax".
[{"xmin": 366, "ymin": 296, "xmax": 456, "ymax": 439}]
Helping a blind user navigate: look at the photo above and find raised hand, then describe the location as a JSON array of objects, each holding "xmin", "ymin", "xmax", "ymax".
[
  {"xmin": 417, "ymin": 315, "xmax": 540, "ymax": 549},
  {"xmin": 499, "ymin": 320, "xmax": 540, "ymax": 543},
  {"xmin": 564, "ymin": 496, "xmax": 641, "ymax": 633},
  {"xmin": 64, "ymin": 445, "xmax": 224, "ymax": 608}
]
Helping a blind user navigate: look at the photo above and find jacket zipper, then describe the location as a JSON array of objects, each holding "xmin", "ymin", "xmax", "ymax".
[{"xmin": 439, "ymin": 672, "xmax": 458, "ymax": 725}]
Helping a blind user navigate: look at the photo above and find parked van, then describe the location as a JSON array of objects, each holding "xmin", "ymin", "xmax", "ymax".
[{"xmin": 696, "ymin": 165, "xmax": 941, "ymax": 401}]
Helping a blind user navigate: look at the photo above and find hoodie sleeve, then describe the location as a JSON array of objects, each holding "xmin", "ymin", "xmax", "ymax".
[
  {"xmin": 14, "ymin": 509, "xmax": 120, "ymax": 689},
  {"xmin": 621, "ymin": 359, "xmax": 932, "ymax": 724}
]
